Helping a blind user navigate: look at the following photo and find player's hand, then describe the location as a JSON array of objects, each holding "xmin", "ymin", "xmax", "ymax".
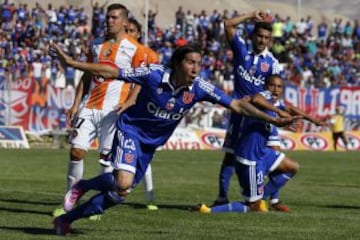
[
  {"xmin": 274, "ymin": 115, "xmax": 303, "ymax": 127},
  {"xmin": 113, "ymin": 100, "xmax": 136, "ymax": 115},
  {"xmin": 49, "ymin": 42, "xmax": 72, "ymax": 67},
  {"xmin": 66, "ymin": 106, "xmax": 78, "ymax": 126},
  {"xmin": 252, "ymin": 10, "xmax": 263, "ymax": 22}
]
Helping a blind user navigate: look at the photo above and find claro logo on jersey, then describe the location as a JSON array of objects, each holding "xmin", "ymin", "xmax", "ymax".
[
  {"xmin": 147, "ymin": 102, "xmax": 189, "ymax": 120},
  {"xmin": 237, "ymin": 65, "xmax": 265, "ymax": 86},
  {"xmin": 300, "ymin": 134, "xmax": 329, "ymax": 150}
]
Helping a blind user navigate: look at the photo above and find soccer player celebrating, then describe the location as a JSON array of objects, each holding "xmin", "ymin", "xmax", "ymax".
[
  {"xmin": 53, "ymin": 4, "xmax": 146, "ymax": 218},
  {"xmin": 212, "ymin": 10, "xmax": 290, "ymax": 210},
  {"xmin": 51, "ymin": 43, "xmax": 298, "ymax": 235},
  {"xmin": 197, "ymin": 74, "xmax": 324, "ymax": 214}
]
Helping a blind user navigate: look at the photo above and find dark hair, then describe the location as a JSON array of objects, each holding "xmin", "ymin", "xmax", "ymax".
[
  {"xmin": 265, "ymin": 74, "xmax": 282, "ymax": 86},
  {"xmin": 170, "ymin": 44, "xmax": 201, "ymax": 69},
  {"xmin": 128, "ymin": 18, "xmax": 142, "ymax": 40},
  {"xmin": 107, "ymin": 3, "xmax": 129, "ymax": 18},
  {"xmin": 253, "ymin": 21, "xmax": 273, "ymax": 34}
]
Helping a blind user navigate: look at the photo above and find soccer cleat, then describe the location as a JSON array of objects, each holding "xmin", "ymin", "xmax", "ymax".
[
  {"xmin": 99, "ymin": 158, "xmax": 111, "ymax": 167},
  {"xmin": 192, "ymin": 203, "xmax": 211, "ymax": 214},
  {"xmin": 250, "ymin": 200, "xmax": 268, "ymax": 212},
  {"xmin": 269, "ymin": 202, "xmax": 290, "ymax": 212},
  {"xmin": 147, "ymin": 204, "xmax": 159, "ymax": 211},
  {"xmin": 210, "ymin": 199, "xmax": 229, "ymax": 207},
  {"xmin": 52, "ymin": 207, "xmax": 66, "ymax": 217},
  {"xmin": 63, "ymin": 183, "xmax": 85, "ymax": 212},
  {"xmin": 89, "ymin": 214, "xmax": 103, "ymax": 221},
  {"xmin": 53, "ymin": 217, "xmax": 71, "ymax": 236}
]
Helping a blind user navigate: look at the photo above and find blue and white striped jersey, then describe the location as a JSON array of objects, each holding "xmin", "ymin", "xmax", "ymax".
[{"xmin": 116, "ymin": 64, "xmax": 233, "ymax": 147}]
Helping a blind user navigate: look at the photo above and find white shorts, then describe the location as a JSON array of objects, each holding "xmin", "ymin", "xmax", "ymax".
[{"xmin": 70, "ymin": 107, "xmax": 119, "ymax": 154}]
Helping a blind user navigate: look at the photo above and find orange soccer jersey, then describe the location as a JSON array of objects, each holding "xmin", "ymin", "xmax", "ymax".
[
  {"xmin": 144, "ymin": 46, "xmax": 159, "ymax": 64},
  {"xmin": 84, "ymin": 34, "xmax": 145, "ymax": 111}
]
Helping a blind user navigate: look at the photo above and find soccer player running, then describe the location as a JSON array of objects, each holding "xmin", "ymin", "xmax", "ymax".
[
  {"xmin": 197, "ymin": 74, "xmax": 325, "ymax": 214},
  {"xmin": 212, "ymin": 10, "xmax": 293, "ymax": 211},
  {"xmin": 53, "ymin": 4, "xmax": 146, "ymax": 217},
  {"xmin": 51, "ymin": 43, "xmax": 298, "ymax": 235},
  {"xmin": 125, "ymin": 17, "xmax": 160, "ymax": 210}
]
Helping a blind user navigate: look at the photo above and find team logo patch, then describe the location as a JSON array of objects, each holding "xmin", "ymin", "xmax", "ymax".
[
  {"xmin": 124, "ymin": 153, "xmax": 134, "ymax": 163},
  {"xmin": 166, "ymin": 97, "xmax": 176, "ymax": 110},
  {"xmin": 260, "ymin": 62, "xmax": 270, "ymax": 72},
  {"xmin": 182, "ymin": 91, "xmax": 194, "ymax": 104},
  {"xmin": 103, "ymin": 48, "xmax": 112, "ymax": 57},
  {"xmin": 156, "ymin": 88, "xmax": 163, "ymax": 94}
]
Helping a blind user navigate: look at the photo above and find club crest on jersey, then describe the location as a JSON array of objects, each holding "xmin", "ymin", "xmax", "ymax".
[
  {"xmin": 103, "ymin": 48, "xmax": 112, "ymax": 57},
  {"xmin": 156, "ymin": 88, "xmax": 163, "ymax": 94},
  {"xmin": 124, "ymin": 153, "xmax": 134, "ymax": 163},
  {"xmin": 166, "ymin": 97, "xmax": 176, "ymax": 110},
  {"xmin": 182, "ymin": 91, "xmax": 194, "ymax": 104},
  {"xmin": 260, "ymin": 62, "xmax": 270, "ymax": 72}
]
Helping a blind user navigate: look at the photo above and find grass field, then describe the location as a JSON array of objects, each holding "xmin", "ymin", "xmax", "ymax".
[{"xmin": 0, "ymin": 149, "xmax": 359, "ymax": 240}]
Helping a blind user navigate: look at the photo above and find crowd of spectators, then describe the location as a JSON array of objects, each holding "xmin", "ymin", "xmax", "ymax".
[{"xmin": 0, "ymin": 1, "xmax": 359, "ymax": 128}]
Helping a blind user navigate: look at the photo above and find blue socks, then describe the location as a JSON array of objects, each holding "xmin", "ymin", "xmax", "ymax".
[
  {"xmin": 218, "ymin": 164, "xmax": 234, "ymax": 200},
  {"xmin": 263, "ymin": 172, "xmax": 294, "ymax": 200},
  {"xmin": 211, "ymin": 202, "xmax": 249, "ymax": 213},
  {"xmin": 78, "ymin": 172, "xmax": 117, "ymax": 192},
  {"xmin": 62, "ymin": 191, "xmax": 125, "ymax": 223}
]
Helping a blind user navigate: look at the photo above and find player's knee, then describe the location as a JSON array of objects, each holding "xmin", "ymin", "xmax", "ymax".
[
  {"xmin": 70, "ymin": 148, "xmax": 86, "ymax": 161},
  {"xmin": 290, "ymin": 160, "xmax": 300, "ymax": 175},
  {"xmin": 114, "ymin": 172, "xmax": 133, "ymax": 195}
]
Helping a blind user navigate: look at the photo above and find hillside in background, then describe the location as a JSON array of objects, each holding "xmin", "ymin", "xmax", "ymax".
[{"xmin": 12, "ymin": 0, "xmax": 359, "ymax": 28}]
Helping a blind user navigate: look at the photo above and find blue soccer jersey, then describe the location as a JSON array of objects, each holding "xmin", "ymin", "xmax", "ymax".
[
  {"xmin": 223, "ymin": 32, "xmax": 280, "ymax": 152},
  {"xmin": 234, "ymin": 90, "xmax": 285, "ymax": 201},
  {"xmin": 231, "ymin": 32, "xmax": 280, "ymax": 99},
  {"xmin": 116, "ymin": 64, "xmax": 233, "ymax": 148}
]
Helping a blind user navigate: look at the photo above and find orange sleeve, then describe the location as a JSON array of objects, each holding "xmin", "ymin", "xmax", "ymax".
[
  {"xmin": 132, "ymin": 44, "xmax": 146, "ymax": 67},
  {"xmin": 145, "ymin": 47, "xmax": 159, "ymax": 64}
]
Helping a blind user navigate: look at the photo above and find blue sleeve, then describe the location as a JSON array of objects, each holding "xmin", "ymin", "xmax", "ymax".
[
  {"xmin": 230, "ymin": 31, "xmax": 247, "ymax": 63},
  {"xmin": 197, "ymin": 79, "xmax": 232, "ymax": 108},
  {"xmin": 117, "ymin": 66, "xmax": 151, "ymax": 85}
]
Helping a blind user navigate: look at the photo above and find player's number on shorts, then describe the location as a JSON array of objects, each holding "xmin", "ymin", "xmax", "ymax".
[{"xmin": 74, "ymin": 118, "xmax": 85, "ymax": 129}]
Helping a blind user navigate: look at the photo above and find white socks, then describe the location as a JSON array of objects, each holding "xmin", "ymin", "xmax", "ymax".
[
  {"xmin": 67, "ymin": 160, "xmax": 84, "ymax": 191},
  {"xmin": 143, "ymin": 164, "xmax": 154, "ymax": 202}
]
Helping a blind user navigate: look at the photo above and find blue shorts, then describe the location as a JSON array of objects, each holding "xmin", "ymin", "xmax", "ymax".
[
  {"xmin": 110, "ymin": 129, "xmax": 155, "ymax": 186},
  {"xmin": 234, "ymin": 148, "xmax": 285, "ymax": 202},
  {"xmin": 222, "ymin": 113, "xmax": 243, "ymax": 154}
]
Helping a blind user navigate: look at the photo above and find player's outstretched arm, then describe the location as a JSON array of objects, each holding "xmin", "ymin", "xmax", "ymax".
[
  {"xmin": 251, "ymin": 93, "xmax": 291, "ymax": 118},
  {"xmin": 224, "ymin": 10, "xmax": 264, "ymax": 41},
  {"xmin": 285, "ymin": 102, "xmax": 327, "ymax": 126},
  {"xmin": 51, "ymin": 43, "xmax": 119, "ymax": 79}
]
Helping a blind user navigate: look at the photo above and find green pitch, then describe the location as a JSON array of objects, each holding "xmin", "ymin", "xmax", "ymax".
[{"xmin": 0, "ymin": 149, "xmax": 359, "ymax": 239}]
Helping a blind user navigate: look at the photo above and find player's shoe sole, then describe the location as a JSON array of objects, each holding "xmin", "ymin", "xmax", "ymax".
[
  {"xmin": 89, "ymin": 214, "xmax": 103, "ymax": 221},
  {"xmin": 52, "ymin": 207, "xmax": 66, "ymax": 217},
  {"xmin": 147, "ymin": 204, "xmax": 159, "ymax": 211}
]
